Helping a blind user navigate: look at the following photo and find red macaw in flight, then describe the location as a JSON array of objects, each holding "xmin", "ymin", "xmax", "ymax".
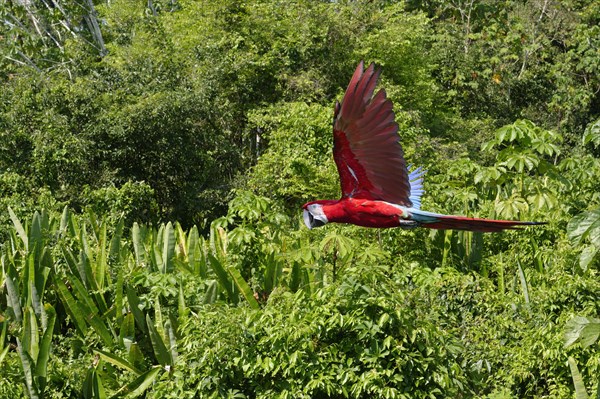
[{"xmin": 302, "ymin": 61, "xmax": 544, "ymax": 232}]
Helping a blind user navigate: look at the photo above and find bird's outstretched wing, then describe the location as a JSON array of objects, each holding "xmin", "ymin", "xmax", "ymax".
[{"xmin": 333, "ymin": 61, "xmax": 412, "ymax": 206}]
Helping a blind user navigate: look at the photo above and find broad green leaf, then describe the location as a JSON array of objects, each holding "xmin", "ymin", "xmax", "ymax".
[
  {"xmin": 162, "ymin": 222, "xmax": 175, "ymax": 273},
  {"xmin": 203, "ymin": 280, "xmax": 218, "ymax": 304},
  {"xmin": 565, "ymin": 316, "xmax": 600, "ymax": 348},
  {"xmin": 110, "ymin": 218, "xmax": 124, "ymax": 262},
  {"xmin": 187, "ymin": 226, "xmax": 207, "ymax": 277},
  {"xmin": 22, "ymin": 306, "xmax": 40, "ymax": 361},
  {"xmin": 132, "ymin": 223, "xmax": 146, "ymax": 266},
  {"xmin": 567, "ymin": 209, "xmax": 600, "ymax": 247},
  {"xmin": 174, "ymin": 222, "xmax": 187, "ymax": 258},
  {"xmin": 65, "ymin": 275, "xmax": 114, "ymax": 346},
  {"xmin": 146, "ymin": 314, "xmax": 172, "ymax": 367},
  {"xmin": 128, "ymin": 343, "xmax": 145, "ymax": 371},
  {"xmin": 83, "ymin": 367, "xmax": 107, "ymax": 399},
  {"xmin": 36, "ymin": 304, "xmax": 56, "ymax": 382},
  {"xmin": 4, "ymin": 268, "xmax": 22, "ymax": 322},
  {"xmin": 29, "ymin": 211, "xmax": 42, "ymax": 261},
  {"xmin": 59, "ymin": 206, "xmax": 69, "ymax": 236},
  {"xmin": 95, "ymin": 222, "xmax": 108, "ymax": 290},
  {"xmin": 55, "ymin": 279, "xmax": 88, "ymax": 336},
  {"xmin": 115, "ymin": 268, "xmax": 124, "ymax": 326},
  {"xmin": 125, "ymin": 286, "xmax": 147, "ymax": 334},
  {"xmin": 116, "ymin": 366, "xmax": 161, "ymax": 398},
  {"xmin": 17, "ymin": 338, "xmax": 40, "ymax": 399},
  {"xmin": 207, "ymin": 253, "xmax": 236, "ymax": 302},
  {"xmin": 228, "ymin": 263, "xmax": 260, "ymax": 310},
  {"xmin": 119, "ymin": 313, "xmax": 136, "ymax": 346},
  {"xmin": 0, "ymin": 320, "xmax": 6, "ymax": 352},
  {"xmin": 165, "ymin": 318, "xmax": 178, "ymax": 365},
  {"xmin": 0, "ymin": 346, "xmax": 9, "ymax": 366},
  {"xmin": 568, "ymin": 357, "xmax": 590, "ymax": 399},
  {"xmin": 93, "ymin": 349, "xmax": 142, "ymax": 375},
  {"xmin": 8, "ymin": 206, "xmax": 27, "ymax": 249}
]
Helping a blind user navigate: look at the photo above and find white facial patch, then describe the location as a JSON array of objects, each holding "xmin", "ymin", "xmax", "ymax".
[{"xmin": 303, "ymin": 204, "xmax": 329, "ymax": 229}]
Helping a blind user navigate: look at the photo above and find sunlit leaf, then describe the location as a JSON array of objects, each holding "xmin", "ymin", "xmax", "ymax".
[{"xmin": 567, "ymin": 209, "xmax": 600, "ymax": 246}]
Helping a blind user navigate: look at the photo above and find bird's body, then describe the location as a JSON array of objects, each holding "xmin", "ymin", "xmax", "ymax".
[{"xmin": 302, "ymin": 61, "xmax": 544, "ymax": 232}]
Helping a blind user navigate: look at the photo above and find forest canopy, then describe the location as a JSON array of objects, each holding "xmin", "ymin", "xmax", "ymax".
[{"xmin": 0, "ymin": 0, "xmax": 599, "ymax": 398}]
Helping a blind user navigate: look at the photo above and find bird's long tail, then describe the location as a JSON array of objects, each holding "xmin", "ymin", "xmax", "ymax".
[{"xmin": 409, "ymin": 209, "xmax": 545, "ymax": 233}]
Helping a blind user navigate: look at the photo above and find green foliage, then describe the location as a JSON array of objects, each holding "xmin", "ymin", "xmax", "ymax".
[
  {"xmin": 158, "ymin": 266, "xmax": 470, "ymax": 398},
  {"xmin": 568, "ymin": 209, "xmax": 600, "ymax": 271},
  {"xmin": 1, "ymin": 0, "xmax": 600, "ymax": 397}
]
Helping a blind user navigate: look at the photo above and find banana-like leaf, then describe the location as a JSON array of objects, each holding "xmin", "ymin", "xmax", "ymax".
[
  {"xmin": 263, "ymin": 253, "xmax": 282, "ymax": 293},
  {"xmin": 187, "ymin": 226, "xmax": 207, "ymax": 278},
  {"xmin": 119, "ymin": 313, "xmax": 136, "ymax": 346},
  {"xmin": 93, "ymin": 349, "xmax": 142, "ymax": 375},
  {"xmin": 162, "ymin": 222, "xmax": 175, "ymax": 274},
  {"xmin": 152, "ymin": 245, "xmax": 162, "ymax": 273},
  {"xmin": 227, "ymin": 263, "xmax": 260, "ymax": 310},
  {"xmin": 23, "ymin": 306, "xmax": 40, "ymax": 361},
  {"xmin": 125, "ymin": 286, "xmax": 147, "ymax": 334},
  {"xmin": 112, "ymin": 366, "xmax": 161, "ymax": 398},
  {"xmin": 174, "ymin": 222, "xmax": 187, "ymax": 258},
  {"xmin": 29, "ymin": 211, "xmax": 42, "ymax": 262},
  {"xmin": 62, "ymin": 246, "xmax": 81, "ymax": 281},
  {"xmin": 128, "ymin": 343, "xmax": 145, "ymax": 372},
  {"xmin": 36, "ymin": 304, "xmax": 56, "ymax": 384},
  {"xmin": 55, "ymin": 279, "xmax": 88, "ymax": 336},
  {"xmin": 165, "ymin": 318, "xmax": 178, "ymax": 365},
  {"xmin": 132, "ymin": 223, "xmax": 146, "ymax": 267},
  {"xmin": 83, "ymin": 367, "xmax": 107, "ymax": 399},
  {"xmin": 95, "ymin": 222, "xmax": 108, "ymax": 290},
  {"xmin": 203, "ymin": 280, "xmax": 218, "ymax": 304},
  {"xmin": 59, "ymin": 206, "xmax": 70, "ymax": 236},
  {"xmin": 0, "ymin": 346, "xmax": 9, "ymax": 366},
  {"xmin": 207, "ymin": 253, "xmax": 236, "ymax": 302},
  {"xmin": 110, "ymin": 218, "xmax": 124, "ymax": 262},
  {"xmin": 210, "ymin": 225, "xmax": 228, "ymax": 261},
  {"xmin": 3, "ymin": 267, "xmax": 22, "ymax": 322},
  {"xmin": 146, "ymin": 314, "xmax": 172, "ymax": 367},
  {"xmin": 8, "ymin": 206, "xmax": 28, "ymax": 249},
  {"xmin": 71, "ymin": 286, "xmax": 114, "ymax": 346},
  {"xmin": 1, "ymin": 320, "xmax": 7, "ymax": 352},
  {"xmin": 568, "ymin": 357, "xmax": 590, "ymax": 399},
  {"xmin": 115, "ymin": 268, "xmax": 125, "ymax": 326},
  {"xmin": 17, "ymin": 338, "xmax": 40, "ymax": 399}
]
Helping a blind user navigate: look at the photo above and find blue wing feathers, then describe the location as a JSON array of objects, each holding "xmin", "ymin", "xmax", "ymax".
[{"xmin": 408, "ymin": 166, "xmax": 425, "ymax": 210}]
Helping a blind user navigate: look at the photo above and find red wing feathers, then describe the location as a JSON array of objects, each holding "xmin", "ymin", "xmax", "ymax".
[{"xmin": 333, "ymin": 61, "xmax": 412, "ymax": 206}]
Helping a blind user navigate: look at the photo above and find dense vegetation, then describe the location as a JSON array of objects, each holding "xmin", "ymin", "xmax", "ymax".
[{"xmin": 1, "ymin": 0, "xmax": 599, "ymax": 397}]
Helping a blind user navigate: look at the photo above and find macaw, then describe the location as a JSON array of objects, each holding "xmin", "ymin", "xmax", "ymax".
[{"xmin": 302, "ymin": 61, "xmax": 544, "ymax": 232}]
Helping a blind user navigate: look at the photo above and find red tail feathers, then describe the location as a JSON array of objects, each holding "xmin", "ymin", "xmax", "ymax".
[{"xmin": 424, "ymin": 215, "xmax": 546, "ymax": 233}]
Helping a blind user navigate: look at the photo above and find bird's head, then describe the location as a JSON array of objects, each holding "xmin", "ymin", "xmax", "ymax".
[{"xmin": 302, "ymin": 201, "xmax": 330, "ymax": 229}]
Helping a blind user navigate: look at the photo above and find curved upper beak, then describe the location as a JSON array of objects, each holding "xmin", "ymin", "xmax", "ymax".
[{"xmin": 303, "ymin": 209, "xmax": 326, "ymax": 229}]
